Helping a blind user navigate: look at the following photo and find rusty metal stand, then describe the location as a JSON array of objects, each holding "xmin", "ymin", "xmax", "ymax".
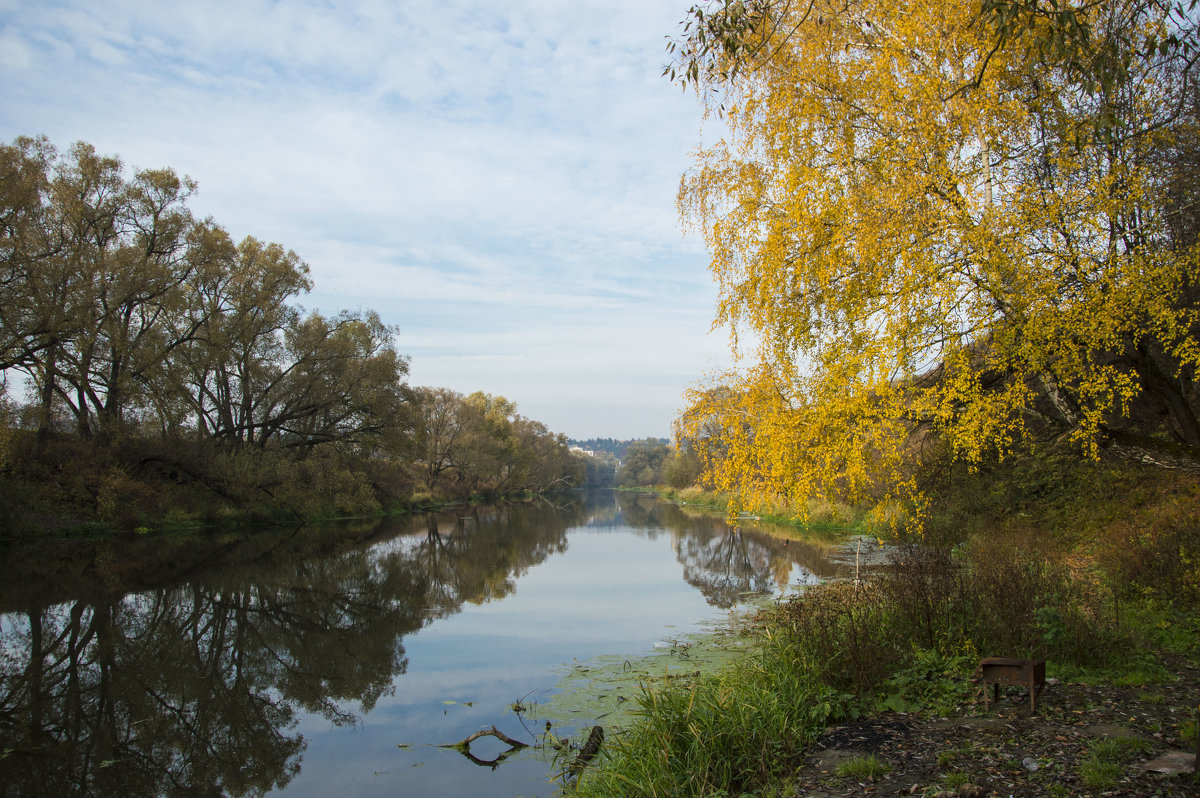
[{"xmin": 978, "ymin": 657, "xmax": 1046, "ymax": 712}]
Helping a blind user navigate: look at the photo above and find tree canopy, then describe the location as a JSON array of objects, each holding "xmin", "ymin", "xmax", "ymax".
[
  {"xmin": 0, "ymin": 137, "xmax": 585, "ymax": 525},
  {"xmin": 672, "ymin": 0, "xmax": 1200, "ymax": 518}
]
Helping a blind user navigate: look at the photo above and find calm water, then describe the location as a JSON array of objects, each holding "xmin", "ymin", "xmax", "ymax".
[{"xmin": 0, "ymin": 491, "xmax": 849, "ymax": 797}]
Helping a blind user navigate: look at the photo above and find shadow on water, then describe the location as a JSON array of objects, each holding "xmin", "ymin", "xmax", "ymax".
[{"xmin": 0, "ymin": 491, "xmax": 847, "ymax": 797}]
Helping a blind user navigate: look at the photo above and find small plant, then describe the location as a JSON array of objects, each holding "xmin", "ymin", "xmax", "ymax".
[
  {"xmin": 1034, "ymin": 605, "xmax": 1067, "ymax": 650},
  {"xmin": 1080, "ymin": 756, "xmax": 1123, "ymax": 790},
  {"xmin": 835, "ymin": 754, "xmax": 890, "ymax": 781},
  {"xmin": 1078, "ymin": 736, "xmax": 1149, "ymax": 790},
  {"xmin": 942, "ymin": 770, "xmax": 970, "ymax": 789},
  {"xmin": 1180, "ymin": 718, "xmax": 1197, "ymax": 746}
]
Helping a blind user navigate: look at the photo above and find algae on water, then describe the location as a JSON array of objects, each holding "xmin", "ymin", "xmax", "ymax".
[{"xmin": 528, "ymin": 608, "xmax": 763, "ymax": 743}]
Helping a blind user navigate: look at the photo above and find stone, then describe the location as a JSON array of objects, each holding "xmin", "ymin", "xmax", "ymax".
[
  {"xmin": 1141, "ymin": 750, "xmax": 1195, "ymax": 775},
  {"xmin": 1084, "ymin": 723, "xmax": 1152, "ymax": 742}
]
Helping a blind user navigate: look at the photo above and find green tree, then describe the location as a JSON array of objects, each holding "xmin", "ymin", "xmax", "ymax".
[
  {"xmin": 618, "ymin": 439, "xmax": 672, "ymax": 487},
  {"xmin": 0, "ymin": 137, "xmax": 60, "ymax": 376},
  {"xmin": 412, "ymin": 386, "xmax": 470, "ymax": 490},
  {"xmin": 161, "ymin": 227, "xmax": 312, "ymax": 444},
  {"xmin": 44, "ymin": 143, "xmax": 197, "ymax": 438}
]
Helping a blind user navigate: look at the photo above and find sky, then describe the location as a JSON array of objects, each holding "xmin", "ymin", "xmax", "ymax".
[{"xmin": 0, "ymin": 0, "xmax": 732, "ymax": 441}]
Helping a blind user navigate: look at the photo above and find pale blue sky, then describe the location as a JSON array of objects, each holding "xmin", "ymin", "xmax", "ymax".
[{"xmin": 0, "ymin": 0, "xmax": 728, "ymax": 440}]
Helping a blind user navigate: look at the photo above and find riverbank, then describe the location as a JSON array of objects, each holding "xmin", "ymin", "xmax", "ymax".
[
  {"xmin": 792, "ymin": 658, "xmax": 1200, "ymax": 796},
  {"xmin": 568, "ymin": 454, "xmax": 1200, "ymax": 797}
]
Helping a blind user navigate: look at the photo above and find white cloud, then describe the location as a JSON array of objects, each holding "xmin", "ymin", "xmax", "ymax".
[{"xmin": 0, "ymin": 0, "xmax": 727, "ymax": 438}]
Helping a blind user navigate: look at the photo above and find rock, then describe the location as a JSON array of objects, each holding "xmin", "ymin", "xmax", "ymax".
[
  {"xmin": 1140, "ymin": 750, "xmax": 1195, "ymax": 775},
  {"xmin": 1084, "ymin": 722, "xmax": 1152, "ymax": 742}
]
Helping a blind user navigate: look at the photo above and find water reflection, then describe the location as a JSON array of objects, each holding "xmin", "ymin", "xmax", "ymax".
[{"xmin": 0, "ymin": 492, "xmax": 845, "ymax": 797}]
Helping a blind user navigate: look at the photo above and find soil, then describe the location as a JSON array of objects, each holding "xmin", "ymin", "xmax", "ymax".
[{"xmin": 791, "ymin": 654, "xmax": 1199, "ymax": 797}]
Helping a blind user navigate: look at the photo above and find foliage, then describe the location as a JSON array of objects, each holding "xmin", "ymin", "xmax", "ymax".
[
  {"xmin": 673, "ymin": 0, "xmax": 1200, "ymax": 519},
  {"xmin": 572, "ymin": 628, "xmax": 850, "ymax": 798},
  {"xmin": 0, "ymin": 137, "xmax": 583, "ymax": 528},
  {"xmin": 0, "ymin": 136, "xmax": 411, "ymax": 451},
  {"xmin": 618, "ymin": 439, "xmax": 673, "ymax": 487},
  {"xmin": 568, "ymin": 437, "xmax": 668, "ymax": 461},
  {"xmin": 410, "ymin": 387, "xmax": 584, "ymax": 501},
  {"xmin": 579, "ymin": 450, "xmax": 618, "ymax": 487},
  {"xmin": 874, "ymin": 648, "xmax": 979, "ymax": 717},
  {"xmin": 1095, "ymin": 490, "xmax": 1200, "ymax": 603},
  {"xmin": 774, "ymin": 533, "xmax": 1117, "ymax": 699}
]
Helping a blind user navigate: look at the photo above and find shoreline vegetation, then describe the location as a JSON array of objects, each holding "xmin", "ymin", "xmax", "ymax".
[
  {"xmin": 567, "ymin": 453, "xmax": 1200, "ymax": 797},
  {"xmin": 0, "ymin": 136, "xmax": 593, "ymax": 541},
  {"xmin": 0, "ymin": 425, "xmax": 588, "ymax": 540}
]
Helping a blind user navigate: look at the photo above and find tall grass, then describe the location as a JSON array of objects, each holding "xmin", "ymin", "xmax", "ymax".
[{"xmin": 573, "ymin": 628, "xmax": 850, "ymax": 798}]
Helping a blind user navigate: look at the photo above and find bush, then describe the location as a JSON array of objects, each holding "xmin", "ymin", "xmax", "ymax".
[
  {"xmin": 774, "ymin": 580, "xmax": 895, "ymax": 692},
  {"xmin": 774, "ymin": 528, "xmax": 1119, "ymax": 699},
  {"xmin": 1095, "ymin": 495, "xmax": 1200, "ymax": 603}
]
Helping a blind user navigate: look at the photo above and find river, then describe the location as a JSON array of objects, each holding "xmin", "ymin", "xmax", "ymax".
[{"xmin": 0, "ymin": 491, "xmax": 850, "ymax": 798}]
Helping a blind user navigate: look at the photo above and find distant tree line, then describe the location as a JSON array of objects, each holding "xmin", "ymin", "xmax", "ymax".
[
  {"xmin": 568, "ymin": 437, "xmax": 667, "ymax": 461},
  {"xmin": 565, "ymin": 437, "xmax": 703, "ymax": 490},
  {"xmin": 0, "ymin": 137, "xmax": 584, "ymax": 529}
]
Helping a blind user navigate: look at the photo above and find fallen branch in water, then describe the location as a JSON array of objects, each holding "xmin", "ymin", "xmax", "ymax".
[
  {"xmin": 443, "ymin": 725, "xmax": 529, "ymax": 752},
  {"xmin": 570, "ymin": 725, "xmax": 604, "ymax": 773}
]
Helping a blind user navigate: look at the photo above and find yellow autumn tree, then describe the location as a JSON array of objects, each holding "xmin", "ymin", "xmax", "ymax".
[{"xmin": 673, "ymin": 0, "xmax": 1200, "ymax": 519}]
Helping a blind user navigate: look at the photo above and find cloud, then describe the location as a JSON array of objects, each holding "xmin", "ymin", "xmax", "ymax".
[{"xmin": 0, "ymin": 0, "xmax": 726, "ymax": 438}]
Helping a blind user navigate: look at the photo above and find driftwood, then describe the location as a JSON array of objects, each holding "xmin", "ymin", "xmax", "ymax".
[
  {"xmin": 569, "ymin": 725, "xmax": 604, "ymax": 773},
  {"xmin": 445, "ymin": 725, "xmax": 529, "ymax": 750},
  {"xmin": 442, "ymin": 725, "xmax": 529, "ymax": 768}
]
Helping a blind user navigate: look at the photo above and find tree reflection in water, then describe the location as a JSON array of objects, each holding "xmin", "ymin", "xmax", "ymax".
[
  {"xmin": 0, "ymin": 492, "xmax": 844, "ymax": 797},
  {"xmin": 620, "ymin": 494, "xmax": 845, "ymax": 609}
]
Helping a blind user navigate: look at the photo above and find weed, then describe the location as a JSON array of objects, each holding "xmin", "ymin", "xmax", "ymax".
[
  {"xmin": 942, "ymin": 770, "xmax": 970, "ymax": 788},
  {"xmin": 875, "ymin": 648, "xmax": 977, "ymax": 716},
  {"xmin": 572, "ymin": 631, "xmax": 852, "ymax": 798},
  {"xmin": 1181, "ymin": 718, "xmax": 1197, "ymax": 746},
  {"xmin": 1078, "ymin": 736, "xmax": 1150, "ymax": 790},
  {"xmin": 1080, "ymin": 757, "xmax": 1123, "ymax": 790},
  {"xmin": 835, "ymin": 754, "xmax": 890, "ymax": 781}
]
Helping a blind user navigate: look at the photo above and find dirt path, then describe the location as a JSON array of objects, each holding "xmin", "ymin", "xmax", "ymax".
[{"xmin": 791, "ymin": 656, "xmax": 1199, "ymax": 797}]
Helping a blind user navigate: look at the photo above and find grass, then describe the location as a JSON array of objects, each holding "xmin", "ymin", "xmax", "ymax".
[
  {"xmin": 569, "ymin": 546, "xmax": 1189, "ymax": 798},
  {"xmin": 656, "ymin": 486, "xmax": 866, "ymax": 536},
  {"xmin": 835, "ymin": 754, "xmax": 890, "ymax": 781},
  {"xmin": 941, "ymin": 770, "xmax": 971, "ymax": 789},
  {"xmin": 572, "ymin": 629, "xmax": 850, "ymax": 798},
  {"xmin": 1079, "ymin": 737, "xmax": 1153, "ymax": 790},
  {"xmin": 1182, "ymin": 718, "xmax": 1198, "ymax": 746}
]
